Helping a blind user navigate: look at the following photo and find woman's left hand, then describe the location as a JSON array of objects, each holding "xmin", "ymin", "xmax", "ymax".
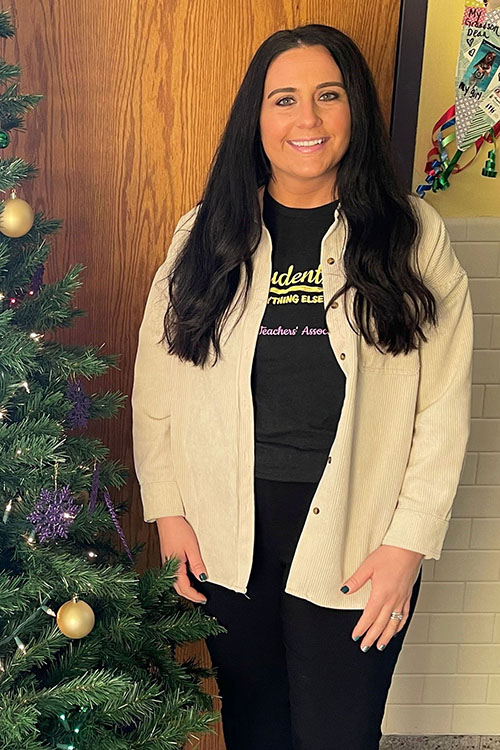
[{"xmin": 340, "ymin": 544, "xmax": 424, "ymax": 651}]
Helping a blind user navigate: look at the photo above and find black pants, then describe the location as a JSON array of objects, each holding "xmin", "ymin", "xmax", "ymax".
[{"xmin": 192, "ymin": 477, "xmax": 422, "ymax": 750}]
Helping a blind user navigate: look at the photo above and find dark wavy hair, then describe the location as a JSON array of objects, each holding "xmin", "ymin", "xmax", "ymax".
[{"xmin": 163, "ymin": 23, "xmax": 437, "ymax": 367}]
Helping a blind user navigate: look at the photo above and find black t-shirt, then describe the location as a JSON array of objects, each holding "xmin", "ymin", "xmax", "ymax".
[{"xmin": 251, "ymin": 187, "xmax": 346, "ymax": 483}]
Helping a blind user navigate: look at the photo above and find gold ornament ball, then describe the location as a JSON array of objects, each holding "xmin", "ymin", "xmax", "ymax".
[
  {"xmin": 56, "ymin": 598, "xmax": 95, "ymax": 639},
  {"xmin": 0, "ymin": 195, "xmax": 35, "ymax": 237}
]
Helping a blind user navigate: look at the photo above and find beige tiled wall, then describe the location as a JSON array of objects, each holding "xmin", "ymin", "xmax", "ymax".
[{"xmin": 383, "ymin": 217, "xmax": 500, "ymax": 736}]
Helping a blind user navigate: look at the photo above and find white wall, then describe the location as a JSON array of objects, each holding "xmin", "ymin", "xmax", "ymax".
[{"xmin": 383, "ymin": 217, "xmax": 500, "ymax": 736}]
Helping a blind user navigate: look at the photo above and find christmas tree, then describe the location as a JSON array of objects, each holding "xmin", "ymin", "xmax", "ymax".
[{"xmin": 0, "ymin": 10, "xmax": 225, "ymax": 749}]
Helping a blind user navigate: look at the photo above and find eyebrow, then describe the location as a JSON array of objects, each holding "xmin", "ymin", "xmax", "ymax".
[{"xmin": 266, "ymin": 81, "xmax": 345, "ymax": 99}]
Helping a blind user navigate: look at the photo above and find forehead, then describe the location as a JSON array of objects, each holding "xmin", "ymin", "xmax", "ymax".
[{"xmin": 263, "ymin": 45, "xmax": 342, "ymax": 89}]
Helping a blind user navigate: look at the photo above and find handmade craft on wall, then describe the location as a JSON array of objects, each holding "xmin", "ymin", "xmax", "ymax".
[{"xmin": 418, "ymin": 0, "xmax": 500, "ymax": 197}]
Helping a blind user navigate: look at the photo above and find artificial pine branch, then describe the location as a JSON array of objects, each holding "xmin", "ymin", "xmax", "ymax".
[
  {"xmin": 12, "ymin": 264, "xmax": 85, "ymax": 330},
  {"xmin": 3, "ymin": 237, "xmax": 52, "ymax": 290},
  {"xmin": 87, "ymin": 390, "xmax": 127, "ymax": 419},
  {"xmin": 0, "ymin": 10, "xmax": 15, "ymax": 38},
  {"xmin": 0, "ymin": 60, "xmax": 22, "ymax": 82},
  {"xmin": 0, "ymin": 84, "xmax": 43, "ymax": 116},
  {"xmin": 38, "ymin": 342, "xmax": 118, "ymax": 377}
]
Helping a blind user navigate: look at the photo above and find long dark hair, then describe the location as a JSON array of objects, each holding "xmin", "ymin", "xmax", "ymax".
[{"xmin": 164, "ymin": 24, "xmax": 437, "ymax": 367}]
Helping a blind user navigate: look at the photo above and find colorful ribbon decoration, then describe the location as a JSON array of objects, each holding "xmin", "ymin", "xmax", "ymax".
[{"xmin": 417, "ymin": 107, "xmax": 500, "ymax": 198}]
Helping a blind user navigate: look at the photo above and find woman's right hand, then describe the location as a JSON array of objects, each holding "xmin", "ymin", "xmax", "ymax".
[{"xmin": 156, "ymin": 515, "xmax": 209, "ymax": 604}]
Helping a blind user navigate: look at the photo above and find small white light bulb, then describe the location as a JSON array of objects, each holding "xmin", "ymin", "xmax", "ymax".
[
  {"xmin": 3, "ymin": 499, "xmax": 12, "ymax": 523},
  {"xmin": 14, "ymin": 636, "xmax": 26, "ymax": 652}
]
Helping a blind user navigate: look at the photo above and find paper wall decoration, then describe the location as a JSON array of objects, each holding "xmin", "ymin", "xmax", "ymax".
[{"xmin": 417, "ymin": 0, "xmax": 500, "ymax": 197}]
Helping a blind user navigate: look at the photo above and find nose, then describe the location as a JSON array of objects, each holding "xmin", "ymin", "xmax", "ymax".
[{"xmin": 296, "ymin": 98, "xmax": 322, "ymax": 129}]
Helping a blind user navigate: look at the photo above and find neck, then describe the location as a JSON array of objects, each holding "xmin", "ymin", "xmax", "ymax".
[{"xmin": 266, "ymin": 175, "xmax": 337, "ymax": 208}]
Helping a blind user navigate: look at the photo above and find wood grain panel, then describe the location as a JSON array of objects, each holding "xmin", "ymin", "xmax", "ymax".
[{"xmin": 2, "ymin": 2, "xmax": 401, "ymax": 747}]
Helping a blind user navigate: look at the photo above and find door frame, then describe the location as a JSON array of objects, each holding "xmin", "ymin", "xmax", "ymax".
[{"xmin": 390, "ymin": 0, "xmax": 429, "ymax": 193}]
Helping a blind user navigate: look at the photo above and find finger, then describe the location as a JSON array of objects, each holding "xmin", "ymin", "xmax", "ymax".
[
  {"xmin": 372, "ymin": 603, "xmax": 408, "ymax": 650},
  {"xmin": 359, "ymin": 604, "xmax": 396, "ymax": 651},
  {"xmin": 174, "ymin": 573, "xmax": 208, "ymax": 603},
  {"xmin": 173, "ymin": 560, "xmax": 207, "ymax": 604},
  {"xmin": 351, "ymin": 597, "xmax": 385, "ymax": 641},
  {"xmin": 396, "ymin": 597, "xmax": 411, "ymax": 634},
  {"xmin": 340, "ymin": 563, "xmax": 372, "ymax": 595},
  {"xmin": 185, "ymin": 539, "xmax": 209, "ymax": 582},
  {"xmin": 375, "ymin": 598, "xmax": 411, "ymax": 650}
]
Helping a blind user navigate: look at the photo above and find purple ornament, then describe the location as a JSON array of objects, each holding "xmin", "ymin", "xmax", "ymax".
[
  {"xmin": 102, "ymin": 488, "xmax": 133, "ymax": 563},
  {"xmin": 27, "ymin": 485, "xmax": 80, "ymax": 542},
  {"xmin": 87, "ymin": 463, "xmax": 133, "ymax": 563},
  {"xmin": 66, "ymin": 379, "xmax": 91, "ymax": 429},
  {"xmin": 88, "ymin": 463, "xmax": 100, "ymax": 515},
  {"xmin": 30, "ymin": 263, "xmax": 45, "ymax": 294}
]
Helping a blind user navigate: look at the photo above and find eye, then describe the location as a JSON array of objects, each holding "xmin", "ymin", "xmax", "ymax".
[
  {"xmin": 276, "ymin": 96, "xmax": 294, "ymax": 106},
  {"xmin": 319, "ymin": 91, "xmax": 339, "ymax": 101}
]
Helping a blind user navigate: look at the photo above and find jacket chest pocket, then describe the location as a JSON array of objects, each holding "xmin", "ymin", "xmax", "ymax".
[{"xmin": 358, "ymin": 336, "xmax": 420, "ymax": 375}]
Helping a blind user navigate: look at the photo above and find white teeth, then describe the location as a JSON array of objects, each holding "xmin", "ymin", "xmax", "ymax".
[{"xmin": 290, "ymin": 138, "xmax": 325, "ymax": 146}]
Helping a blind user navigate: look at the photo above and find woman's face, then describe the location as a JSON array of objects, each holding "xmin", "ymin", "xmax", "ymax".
[{"xmin": 259, "ymin": 45, "xmax": 351, "ymax": 195}]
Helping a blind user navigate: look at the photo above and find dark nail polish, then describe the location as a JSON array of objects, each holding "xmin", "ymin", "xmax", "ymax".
[
  {"xmin": 199, "ymin": 573, "xmax": 208, "ymax": 581},
  {"xmin": 352, "ymin": 635, "xmax": 360, "ymax": 642},
  {"xmin": 340, "ymin": 585, "xmax": 349, "ymax": 594}
]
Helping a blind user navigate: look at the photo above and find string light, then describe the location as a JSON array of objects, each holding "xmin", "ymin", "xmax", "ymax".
[
  {"xmin": 3, "ymin": 499, "xmax": 12, "ymax": 523},
  {"xmin": 0, "ymin": 597, "xmax": 54, "ymax": 662},
  {"xmin": 15, "ymin": 448, "xmax": 22, "ymax": 456},
  {"xmin": 29, "ymin": 332, "xmax": 42, "ymax": 341},
  {"xmin": 0, "ymin": 291, "xmax": 4, "ymax": 300},
  {"xmin": 87, "ymin": 550, "xmax": 98, "ymax": 560},
  {"xmin": 21, "ymin": 381, "xmax": 30, "ymax": 393},
  {"xmin": 59, "ymin": 713, "xmax": 71, "ymax": 732},
  {"xmin": 26, "ymin": 531, "xmax": 35, "ymax": 546},
  {"xmin": 14, "ymin": 636, "xmax": 26, "ymax": 653},
  {"xmin": 0, "ymin": 408, "xmax": 7, "ymax": 420}
]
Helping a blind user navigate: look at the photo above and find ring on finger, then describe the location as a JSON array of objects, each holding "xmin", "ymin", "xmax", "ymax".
[
  {"xmin": 375, "ymin": 611, "xmax": 405, "ymax": 651},
  {"xmin": 390, "ymin": 611, "xmax": 404, "ymax": 622}
]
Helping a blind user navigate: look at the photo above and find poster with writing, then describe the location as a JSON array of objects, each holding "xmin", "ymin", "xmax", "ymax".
[{"xmin": 456, "ymin": 1, "xmax": 500, "ymax": 148}]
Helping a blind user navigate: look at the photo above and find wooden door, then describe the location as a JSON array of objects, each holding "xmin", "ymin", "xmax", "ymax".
[{"xmin": 4, "ymin": 1, "xmax": 402, "ymax": 747}]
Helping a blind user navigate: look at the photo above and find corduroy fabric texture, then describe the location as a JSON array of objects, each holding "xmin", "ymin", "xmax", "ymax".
[{"xmin": 131, "ymin": 190, "xmax": 473, "ymax": 609}]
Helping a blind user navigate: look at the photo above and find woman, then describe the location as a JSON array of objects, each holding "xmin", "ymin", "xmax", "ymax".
[{"xmin": 132, "ymin": 24, "xmax": 473, "ymax": 750}]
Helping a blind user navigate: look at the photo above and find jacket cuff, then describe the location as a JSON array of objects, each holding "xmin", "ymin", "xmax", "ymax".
[
  {"xmin": 381, "ymin": 506, "xmax": 449, "ymax": 560},
  {"xmin": 140, "ymin": 481, "xmax": 185, "ymax": 523}
]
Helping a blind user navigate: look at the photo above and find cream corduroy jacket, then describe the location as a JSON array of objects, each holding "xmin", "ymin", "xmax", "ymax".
[{"xmin": 131, "ymin": 189, "xmax": 473, "ymax": 609}]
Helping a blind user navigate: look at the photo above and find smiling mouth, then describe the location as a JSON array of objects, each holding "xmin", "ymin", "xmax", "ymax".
[
  {"xmin": 288, "ymin": 137, "xmax": 329, "ymax": 146},
  {"xmin": 287, "ymin": 137, "xmax": 330, "ymax": 153}
]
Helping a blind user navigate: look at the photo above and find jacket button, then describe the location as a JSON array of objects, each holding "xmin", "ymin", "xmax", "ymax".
[
  {"xmin": 331, "ymin": 301, "xmax": 338, "ymax": 309},
  {"xmin": 327, "ymin": 456, "xmax": 332, "ymax": 464},
  {"xmin": 340, "ymin": 352, "xmax": 346, "ymax": 360},
  {"xmin": 313, "ymin": 507, "xmax": 320, "ymax": 514},
  {"xmin": 327, "ymin": 257, "xmax": 335, "ymax": 265}
]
